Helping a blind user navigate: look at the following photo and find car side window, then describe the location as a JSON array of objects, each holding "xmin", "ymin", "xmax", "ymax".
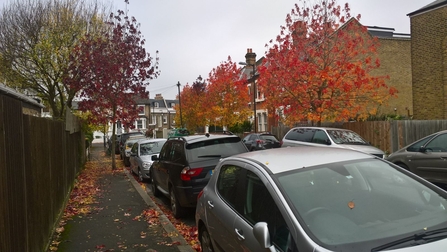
[
  {"xmin": 285, "ymin": 128, "xmax": 315, "ymax": 142},
  {"xmin": 249, "ymin": 135, "xmax": 257, "ymax": 141},
  {"xmin": 425, "ymin": 134, "xmax": 447, "ymax": 152},
  {"xmin": 131, "ymin": 143, "xmax": 138, "ymax": 155},
  {"xmin": 242, "ymin": 171, "xmax": 291, "ymax": 251},
  {"xmin": 170, "ymin": 142, "xmax": 185, "ymax": 163},
  {"xmin": 216, "ymin": 165, "xmax": 244, "ymax": 209},
  {"xmin": 312, "ymin": 129, "xmax": 329, "ymax": 145},
  {"xmin": 407, "ymin": 135, "xmax": 433, "ymax": 152},
  {"xmin": 159, "ymin": 141, "xmax": 172, "ymax": 161}
]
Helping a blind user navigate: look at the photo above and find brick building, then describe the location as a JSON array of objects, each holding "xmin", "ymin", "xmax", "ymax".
[
  {"xmin": 367, "ymin": 27, "xmax": 413, "ymax": 118},
  {"xmin": 409, "ymin": 0, "xmax": 447, "ymax": 119}
]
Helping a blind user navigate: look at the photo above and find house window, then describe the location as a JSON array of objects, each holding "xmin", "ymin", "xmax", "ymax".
[
  {"xmin": 151, "ymin": 115, "xmax": 156, "ymax": 125},
  {"xmin": 138, "ymin": 105, "xmax": 145, "ymax": 115},
  {"xmin": 136, "ymin": 118, "xmax": 146, "ymax": 129},
  {"xmin": 163, "ymin": 115, "xmax": 167, "ymax": 124},
  {"xmin": 171, "ymin": 103, "xmax": 176, "ymax": 108},
  {"xmin": 154, "ymin": 102, "xmax": 159, "ymax": 108},
  {"xmin": 158, "ymin": 115, "xmax": 163, "ymax": 127}
]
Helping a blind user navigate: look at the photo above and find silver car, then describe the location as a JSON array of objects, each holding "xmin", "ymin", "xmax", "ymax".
[
  {"xmin": 386, "ymin": 130, "xmax": 447, "ymax": 184},
  {"xmin": 129, "ymin": 138, "xmax": 166, "ymax": 182},
  {"xmin": 196, "ymin": 147, "xmax": 447, "ymax": 252},
  {"xmin": 281, "ymin": 127, "xmax": 385, "ymax": 158}
]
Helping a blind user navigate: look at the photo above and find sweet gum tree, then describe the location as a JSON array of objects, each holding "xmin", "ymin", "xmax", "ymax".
[
  {"xmin": 175, "ymin": 76, "xmax": 208, "ymax": 133},
  {"xmin": 204, "ymin": 57, "xmax": 251, "ymax": 130},
  {"xmin": 65, "ymin": 4, "xmax": 159, "ymax": 169},
  {"xmin": 258, "ymin": 0, "xmax": 397, "ymax": 126}
]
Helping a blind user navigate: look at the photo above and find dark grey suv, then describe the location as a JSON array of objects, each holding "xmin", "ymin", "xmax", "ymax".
[{"xmin": 150, "ymin": 132, "xmax": 249, "ymax": 218}]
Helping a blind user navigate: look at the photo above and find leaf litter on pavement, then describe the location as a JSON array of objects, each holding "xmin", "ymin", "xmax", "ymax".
[{"xmin": 49, "ymin": 151, "xmax": 201, "ymax": 251}]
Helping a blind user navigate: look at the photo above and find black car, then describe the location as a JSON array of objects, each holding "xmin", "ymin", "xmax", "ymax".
[
  {"xmin": 119, "ymin": 131, "xmax": 144, "ymax": 159},
  {"xmin": 242, "ymin": 132, "xmax": 281, "ymax": 151},
  {"xmin": 150, "ymin": 132, "xmax": 249, "ymax": 218}
]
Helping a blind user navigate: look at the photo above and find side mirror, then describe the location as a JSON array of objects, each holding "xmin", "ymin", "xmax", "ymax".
[
  {"xmin": 325, "ymin": 139, "xmax": 331, "ymax": 145},
  {"xmin": 151, "ymin": 155, "xmax": 159, "ymax": 161},
  {"xmin": 253, "ymin": 222, "xmax": 276, "ymax": 252},
  {"xmin": 419, "ymin": 146, "xmax": 427, "ymax": 152}
]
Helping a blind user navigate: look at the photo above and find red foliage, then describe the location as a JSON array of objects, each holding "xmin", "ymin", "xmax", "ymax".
[
  {"xmin": 258, "ymin": 0, "xmax": 397, "ymax": 126},
  {"xmin": 65, "ymin": 8, "xmax": 159, "ymax": 129}
]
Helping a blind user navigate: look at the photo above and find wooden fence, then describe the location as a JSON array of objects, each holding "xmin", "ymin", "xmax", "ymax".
[
  {"xmin": 0, "ymin": 94, "xmax": 86, "ymax": 252},
  {"xmin": 272, "ymin": 120, "xmax": 447, "ymax": 154}
]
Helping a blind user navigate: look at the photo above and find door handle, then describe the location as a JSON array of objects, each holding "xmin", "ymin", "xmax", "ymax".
[
  {"xmin": 235, "ymin": 228, "xmax": 245, "ymax": 240},
  {"xmin": 207, "ymin": 200, "xmax": 214, "ymax": 208}
]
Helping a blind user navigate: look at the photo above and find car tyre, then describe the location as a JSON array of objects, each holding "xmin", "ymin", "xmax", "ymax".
[
  {"xmin": 151, "ymin": 173, "xmax": 161, "ymax": 197},
  {"xmin": 170, "ymin": 188, "xmax": 186, "ymax": 218},
  {"xmin": 200, "ymin": 226, "xmax": 214, "ymax": 252}
]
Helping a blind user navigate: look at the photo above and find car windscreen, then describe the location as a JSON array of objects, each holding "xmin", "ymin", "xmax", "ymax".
[
  {"xmin": 186, "ymin": 137, "xmax": 247, "ymax": 162},
  {"xmin": 140, "ymin": 141, "xmax": 166, "ymax": 155},
  {"xmin": 275, "ymin": 159, "xmax": 447, "ymax": 252},
  {"xmin": 326, "ymin": 130, "xmax": 367, "ymax": 144}
]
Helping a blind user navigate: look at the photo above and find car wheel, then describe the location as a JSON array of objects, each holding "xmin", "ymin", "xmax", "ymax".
[
  {"xmin": 138, "ymin": 168, "xmax": 145, "ymax": 182},
  {"xmin": 151, "ymin": 174, "xmax": 161, "ymax": 197},
  {"xmin": 170, "ymin": 188, "xmax": 186, "ymax": 218},
  {"xmin": 200, "ymin": 226, "xmax": 214, "ymax": 252}
]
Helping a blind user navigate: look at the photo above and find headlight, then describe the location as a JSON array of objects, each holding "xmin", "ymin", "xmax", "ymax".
[{"xmin": 143, "ymin": 162, "xmax": 152, "ymax": 169}]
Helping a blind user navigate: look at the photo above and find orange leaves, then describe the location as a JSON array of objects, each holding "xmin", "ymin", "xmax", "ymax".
[{"xmin": 259, "ymin": 0, "xmax": 396, "ymax": 125}]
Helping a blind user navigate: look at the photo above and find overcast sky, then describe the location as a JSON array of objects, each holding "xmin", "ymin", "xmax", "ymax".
[{"xmin": 0, "ymin": 0, "xmax": 436, "ymax": 99}]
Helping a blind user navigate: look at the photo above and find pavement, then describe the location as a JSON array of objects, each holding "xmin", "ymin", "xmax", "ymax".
[{"xmin": 55, "ymin": 141, "xmax": 196, "ymax": 252}]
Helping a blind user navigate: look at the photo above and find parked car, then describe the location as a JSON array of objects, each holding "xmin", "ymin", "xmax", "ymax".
[
  {"xmin": 129, "ymin": 138, "xmax": 167, "ymax": 182},
  {"xmin": 119, "ymin": 131, "xmax": 145, "ymax": 160},
  {"xmin": 196, "ymin": 147, "xmax": 447, "ymax": 252},
  {"xmin": 107, "ymin": 134, "xmax": 121, "ymax": 154},
  {"xmin": 150, "ymin": 132, "xmax": 249, "ymax": 218},
  {"xmin": 242, "ymin": 132, "xmax": 281, "ymax": 151},
  {"xmin": 123, "ymin": 135, "xmax": 147, "ymax": 167},
  {"xmin": 281, "ymin": 126, "xmax": 385, "ymax": 158},
  {"xmin": 386, "ymin": 130, "xmax": 447, "ymax": 184}
]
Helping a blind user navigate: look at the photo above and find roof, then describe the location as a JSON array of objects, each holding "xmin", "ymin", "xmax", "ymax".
[
  {"xmin": 229, "ymin": 147, "xmax": 374, "ymax": 174},
  {"xmin": 408, "ymin": 0, "xmax": 447, "ymax": 16},
  {"xmin": 171, "ymin": 132, "xmax": 240, "ymax": 144},
  {"xmin": 0, "ymin": 83, "xmax": 45, "ymax": 108}
]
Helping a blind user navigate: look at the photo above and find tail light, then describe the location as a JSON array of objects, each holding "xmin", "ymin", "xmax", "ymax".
[
  {"xmin": 280, "ymin": 140, "xmax": 283, "ymax": 146},
  {"xmin": 180, "ymin": 167, "xmax": 203, "ymax": 181}
]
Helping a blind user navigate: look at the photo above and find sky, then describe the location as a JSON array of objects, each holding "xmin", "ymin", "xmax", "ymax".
[{"xmin": 0, "ymin": 0, "xmax": 436, "ymax": 99}]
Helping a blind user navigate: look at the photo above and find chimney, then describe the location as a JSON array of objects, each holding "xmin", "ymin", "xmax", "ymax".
[
  {"xmin": 155, "ymin": 93, "xmax": 163, "ymax": 100},
  {"xmin": 244, "ymin": 48, "xmax": 256, "ymax": 66}
]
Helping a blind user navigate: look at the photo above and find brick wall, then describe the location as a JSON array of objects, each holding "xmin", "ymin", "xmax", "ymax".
[
  {"xmin": 373, "ymin": 38, "xmax": 412, "ymax": 117},
  {"xmin": 411, "ymin": 6, "xmax": 447, "ymax": 119}
]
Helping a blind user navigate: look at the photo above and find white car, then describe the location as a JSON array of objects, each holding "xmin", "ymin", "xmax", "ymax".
[
  {"xmin": 129, "ymin": 138, "xmax": 166, "ymax": 182},
  {"xmin": 281, "ymin": 126, "xmax": 385, "ymax": 158}
]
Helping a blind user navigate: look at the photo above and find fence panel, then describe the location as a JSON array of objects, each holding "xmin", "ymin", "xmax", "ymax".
[{"xmin": 0, "ymin": 93, "xmax": 86, "ymax": 252}]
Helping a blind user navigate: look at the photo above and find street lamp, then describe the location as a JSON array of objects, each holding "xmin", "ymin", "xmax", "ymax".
[
  {"xmin": 176, "ymin": 81, "xmax": 183, "ymax": 128},
  {"xmin": 239, "ymin": 61, "xmax": 257, "ymax": 133}
]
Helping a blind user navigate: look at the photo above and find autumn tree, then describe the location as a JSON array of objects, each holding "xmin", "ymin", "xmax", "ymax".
[
  {"xmin": 258, "ymin": 0, "xmax": 397, "ymax": 126},
  {"xmin": 0, "ymin": 0, "xmax": 109, "ymax": 120},
  {"xmin": 175, "ymin": 75, "xmax": 208, "ymax": 133},
  {"xmin": 65, "ymin": 6, "xmax": 159, "ymax": 169},
  {"xmin": 204, "ymin": 57, "xmax": 251, "ymax": 129}
]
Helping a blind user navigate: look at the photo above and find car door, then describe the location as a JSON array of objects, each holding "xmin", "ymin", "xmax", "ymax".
[
  {"xmin": 411, "ymin": 133, "xmax": 447, "ymax": 182},
  {"xmin": 283, "ymin": 128, "xmax": 316, "ymax": 147},
  {"xmin": 129, "ymin": 143, "xmax": 139, "ymax": 174},
  {"xmin": 232, "ymin": 168, "xmax": 295, "ymax": 252},
  {"xmin": 204, "ymin": 163, "xmax": 246, "ymax": 251},
  {"xmin": 152, "ymin": 141, "xmax": 173, "ymax": 194}
]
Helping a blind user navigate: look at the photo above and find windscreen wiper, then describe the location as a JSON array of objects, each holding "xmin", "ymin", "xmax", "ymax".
[
  {"xmin": 197, "ymin": 155, "xmax": 222, "ymax": 158},
  {"xmin": 371, "ymin": 228, "xmax": 447, "ymax": 251}
]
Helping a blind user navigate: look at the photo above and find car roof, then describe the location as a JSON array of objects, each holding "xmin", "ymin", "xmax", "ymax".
[
  {"xmin": 137, "ymin": 138, "xmax": 167, "ymax": 144},
  {"xmin": 169, "ymin": 133, "xmax": 240, "ymax": 144},
  {"xmin": 288, "ymin": 126, "xmax": 351, "ymax": 131},
  {"xmin": 228, "ymin": 146, "xmax": 374, "ymax": 174}
]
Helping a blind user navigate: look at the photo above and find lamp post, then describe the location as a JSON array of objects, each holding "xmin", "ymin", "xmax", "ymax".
[
  {"xmin": 176, "ymin": 81, "xmax": 183, "ymax": 128},
  {"xmin": 239, "ymin": 61, "xmax": 257, "ymax": 133}
]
